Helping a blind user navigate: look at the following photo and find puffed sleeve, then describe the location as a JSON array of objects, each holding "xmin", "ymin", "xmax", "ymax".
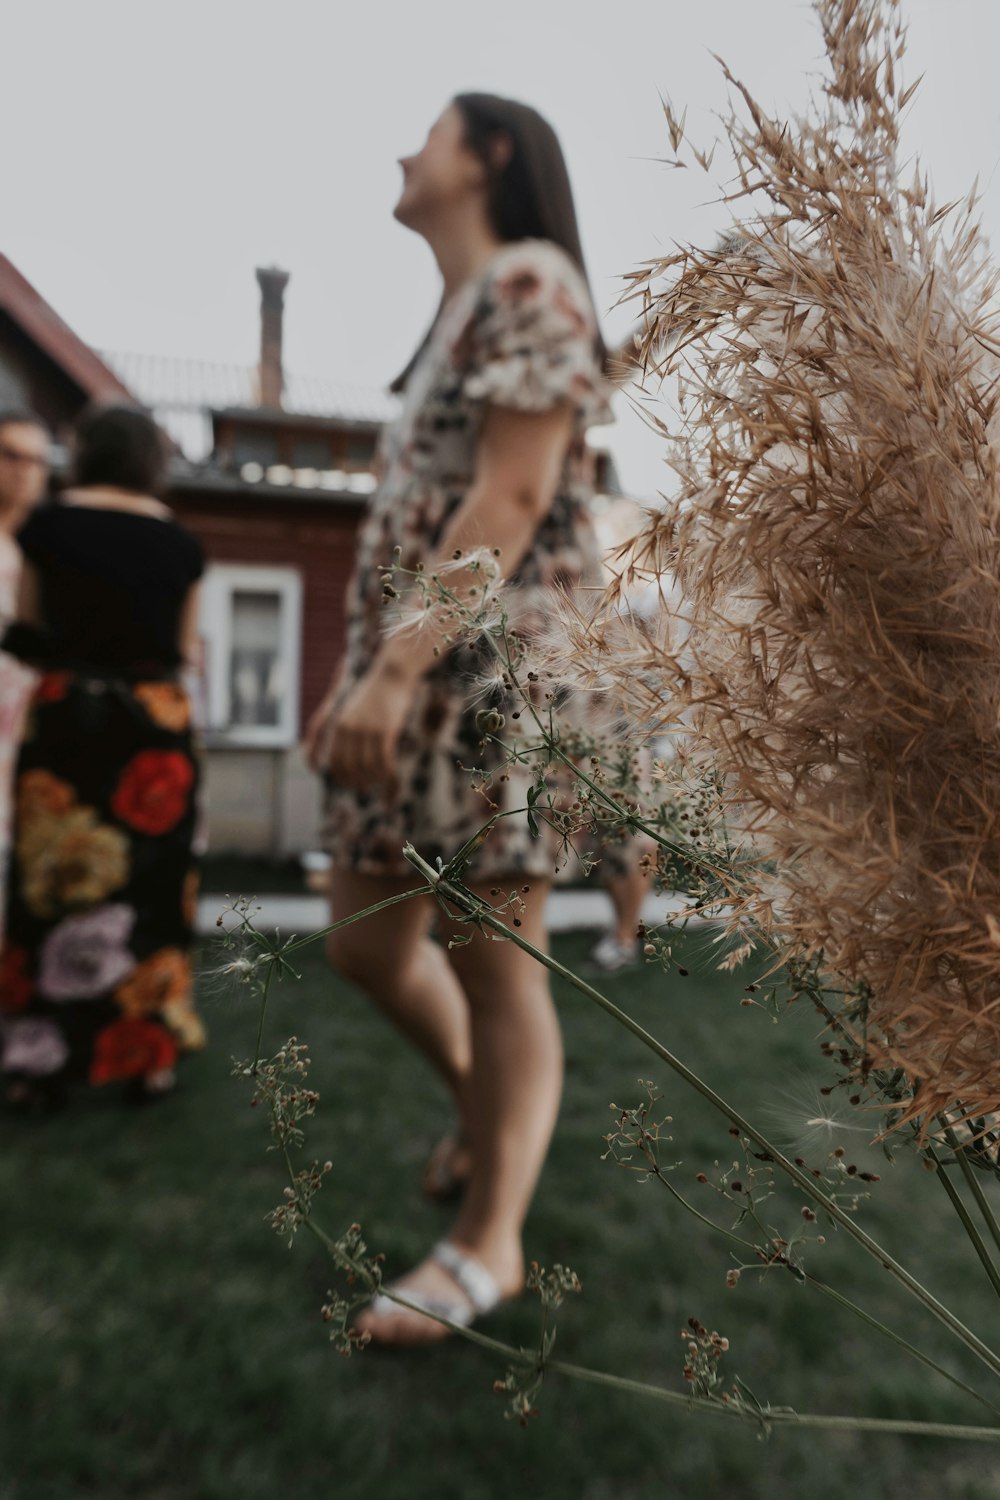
[{"xmin": 457, "ymin": 243, "xmax": 614, "ymax": 430}]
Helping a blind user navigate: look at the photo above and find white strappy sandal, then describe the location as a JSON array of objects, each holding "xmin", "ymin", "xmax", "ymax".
[{"xmin": 367, "ymin": 1240, "xmax": 502, "ymax": 1330}]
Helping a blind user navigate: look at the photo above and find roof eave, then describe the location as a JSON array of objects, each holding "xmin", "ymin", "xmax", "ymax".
[
  {"xmin": 165, "ymin": 463, "xmax": 368, "ymax": 508},
  {"xmin": 209, "ymin": 405, "xmax": 385, "ymax": 434}
]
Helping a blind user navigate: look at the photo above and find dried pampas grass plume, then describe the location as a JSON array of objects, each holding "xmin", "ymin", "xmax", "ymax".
[{"xmin": 607, "ymin": 0, "xmax": 1000, "ymax": 1131}]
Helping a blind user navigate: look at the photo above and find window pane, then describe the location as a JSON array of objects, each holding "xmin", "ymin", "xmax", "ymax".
[
  {"xmin": 347, "ymin": 435, "xmax": 376, "ymax": 470},
  {"xmin": 229, "ymin": 590, "xmax": 283, "ymax": 727},
  {"xmin": 232, "ymin": 430, "xmax": 280, "ymax": 467},
  {"xmin": 293, "ymin": 437, "xmax": 332, "ymax": 470}
]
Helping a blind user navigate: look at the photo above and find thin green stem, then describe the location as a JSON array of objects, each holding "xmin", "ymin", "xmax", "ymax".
[
  {"xmin": 404, "ymin": 844, "xmax": 1000, "ymax": 1381},
  {"xmin": 944, "ymin": 1124, "xmax": 1000, "ymax": 1259},
  {"xmin": 927, "ymin": 1146, "xmax": 1000, "ymax": 1300},
  {"xmin": 539, "ymin": 1358, "xmax": 1000, "ymax": 1441},
  {"xmin": 651, "ymin": 1168, "xmax": 999, "ymax": 1416},
  {"xmin": 463, "ymin": 606, "xmax": 731, "ymax": 880},
  {"xmin": 804, "ymin": 1276, "xmax": 1000, "ymax": 1418},
  {"xmin": 285, "ymin": 1155, "xmax": 1000, "ymax": 1440},
  {"xmin": 267, "ymin": 1065, "xmax": 1000, "ymax": 1439},
  {"xmin": 280, "ymin": 886, "xmax": 432, "ymax": 955},
  {"xmin": 251, "ymin": 955, "xmax": 275, "ymax": 1071}
]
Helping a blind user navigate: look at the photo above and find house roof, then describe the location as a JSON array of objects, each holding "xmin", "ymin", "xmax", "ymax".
[
  {"xmin": 100, "ymin": 350, "xmax": 398, "ymax": 459},
  {"xmin": 168, "ymin": 459, "xmax": 371, "ymax": 508},
  {"xmin": 0, "ymin": 256, "xmax": 134, "ymax": 403}
]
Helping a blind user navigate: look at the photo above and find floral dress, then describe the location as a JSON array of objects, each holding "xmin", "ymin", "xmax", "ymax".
[
  {"xmin": 0, "ymin": 504, "xmax": 205, "ymax": 1101},
  {"xmin": 323, "ymin": 239, "xmax": 614, "ymax": 879}
]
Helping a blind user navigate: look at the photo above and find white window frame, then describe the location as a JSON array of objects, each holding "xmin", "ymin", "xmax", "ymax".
[{"xmin": 199, "ymin": 563, "xmax": 303, "ymax": 748}]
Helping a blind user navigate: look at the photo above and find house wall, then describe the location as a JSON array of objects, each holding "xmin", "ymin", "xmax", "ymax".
[
  {"xmin": 169, "ymin": 488, "xmax": 364, "ymax": 855},
  {"xmin": 201, "ymin": 747, "xmax": 324, "ymax": 857},
  {"xmin": 168, "ymin": 489, "xmax": 363, "ymax": 728}
]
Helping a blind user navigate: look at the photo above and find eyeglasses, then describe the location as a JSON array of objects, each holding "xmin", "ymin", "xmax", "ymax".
[{"xmin": 0, "ymin": 444, "xmax": 48, "ymax": 468}]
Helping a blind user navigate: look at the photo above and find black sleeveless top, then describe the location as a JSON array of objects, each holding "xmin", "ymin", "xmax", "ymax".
[{"xmin": 8, "ymin": 501, "xmax": 204, "ymax": 675}]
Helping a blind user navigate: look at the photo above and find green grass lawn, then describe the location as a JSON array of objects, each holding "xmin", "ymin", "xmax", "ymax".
[{"xmin": 2, "ymin": 920, "xmax": 999, "ymax": 1500}]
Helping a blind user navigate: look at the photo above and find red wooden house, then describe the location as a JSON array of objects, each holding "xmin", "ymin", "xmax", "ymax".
[
  {"xmin": 0, "ymin": 255, "xmax": 394, "ymax": 855},
  {"xmin": 1, "ymin": 255, "xmax": 626, "ymax": 857}
]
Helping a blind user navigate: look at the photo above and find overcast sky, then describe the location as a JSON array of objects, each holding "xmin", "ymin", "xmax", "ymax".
[{"xmin": 5, "ymin": 1, "xmax": 1000, "ymax": 496}]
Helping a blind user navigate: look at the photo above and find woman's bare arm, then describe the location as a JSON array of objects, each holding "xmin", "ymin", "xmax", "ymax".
[
  {"xmin": 373, "ymin": 400, "xmax": 575, "ymax": 684},
  {"xmin": 312, "ymin": 400, "xmax": 576, "ymax": 784},
  {"xmin": 178, "ymin": 582, "xmax": 203, "ymax": 675},
  {"xmin": 12, "ymin": 559, "xmax": 41, "ymax": 626}
]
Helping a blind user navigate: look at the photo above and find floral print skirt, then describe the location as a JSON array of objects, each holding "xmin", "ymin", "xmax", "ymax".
[{"xmin": 0, "ymin": 670, "xmax": 204, "ymax": 1101}]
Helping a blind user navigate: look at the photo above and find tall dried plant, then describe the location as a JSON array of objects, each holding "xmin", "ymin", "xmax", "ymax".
[{"xmin": 595, "ymin": 0, "xmax": 1000, "ymax": 1132}]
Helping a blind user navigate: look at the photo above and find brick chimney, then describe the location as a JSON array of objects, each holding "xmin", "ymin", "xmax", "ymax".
[{"xmin": 256, "ymin": 265, "xmax": 290, "ymax": 409}]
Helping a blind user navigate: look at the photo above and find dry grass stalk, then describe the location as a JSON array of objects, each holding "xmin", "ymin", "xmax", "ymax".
[{"xmin": 591, "ymin": 0, "xmax": 1000, "ymax": 1130}]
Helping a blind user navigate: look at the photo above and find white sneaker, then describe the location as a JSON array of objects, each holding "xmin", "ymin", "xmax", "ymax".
[{"xmin": 588, "ymin": 933, "xmax": 641, "ymax": 972}]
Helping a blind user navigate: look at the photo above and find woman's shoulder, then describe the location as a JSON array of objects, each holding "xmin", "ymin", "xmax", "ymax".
[
  {"xmin": 18, "ymin": 499, "xmax": 204, "ymax": 576},
  {"xmin": 486, "ymin": 238, "xmax": 582, "ymax": 282},
  {"xmin": 478, "ymin": 240, "xmax": 596, "ymax": 331}
]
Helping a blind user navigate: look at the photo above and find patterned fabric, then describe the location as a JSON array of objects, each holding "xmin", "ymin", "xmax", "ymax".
[
  {"xmin": 0, "ymin": 671, "xmax": 204, "ymax": 1093},
  {"xmin": 0, "ymin": 535, "xmax": 34, "ymax": 943},
  {"xmin": 323, "ymin": 239, "xmax": 614, "ymax": 878}
]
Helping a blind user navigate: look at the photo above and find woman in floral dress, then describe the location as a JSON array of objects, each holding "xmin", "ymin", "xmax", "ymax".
[
  {"xmin": 306, "ymin": 94, "xmax": 613, "ymax": 1343},
  {"xmin": 0, "ymin": 404, "xmax": 205, "ymax": 1108}
]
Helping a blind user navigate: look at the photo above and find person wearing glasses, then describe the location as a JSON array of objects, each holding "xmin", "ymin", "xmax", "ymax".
[
  {"xmin": 0, "ymin": 409, "xmax": 50, "ymax": 940},
  {"xmin": 0, "ymin": 404, "xmax": 205, "ymax": 1110}
]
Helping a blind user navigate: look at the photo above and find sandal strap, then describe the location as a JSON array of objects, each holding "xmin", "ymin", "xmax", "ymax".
[
  {"xmin": 431, "ymin": 1240, "xmax": 501, "ymax": 1315},
  {"xmin": 369, "ymin": 1289, "xmax": 477, "ymax": 1328}
]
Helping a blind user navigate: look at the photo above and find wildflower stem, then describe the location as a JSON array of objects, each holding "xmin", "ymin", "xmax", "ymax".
[
  {"xmin": 458, "ymin": 1313, "xmax": 1000, "ymax": 1437},
  {"xmin": 251, "ymin": 955, "xmax": 275, "ymax": 1072},
  {"xmin": 276, "ymin": 1138, "xmax": 1000, "ymax": 1436},
  {"xmin": 926, "ymin": 1145, "xmax": 1000, "ymax": 1300},
  {"xmin": 465, "ymin": 608, "xmax": 734, "ymax": 883},
  {"xmin": 804, "ymin": 1276, "xmax": 1000, "ymax": 1417},
  {"xmin": 651, "ymin": 1167, "xmax": 999, "ymax": 1414},
  {"xmin": 943, "ymin": 1124, "xmax": 1000, "ymax": 1260},
  {"xmin": 279, "ymin": 886, "xmax": 432, "ymax": 955},
  {"xmin": 532, "ymin": 1357, "xmax": 1000, "ymax": 1442},
  {"xmin": 404, "ymin": 844, "xmax": 1000, "ymax": 1381}
]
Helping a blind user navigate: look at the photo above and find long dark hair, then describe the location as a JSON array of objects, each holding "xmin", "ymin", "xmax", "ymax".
[{"xmin": 391, "ymin": 93, "xmax": 606, "ymax": 394}]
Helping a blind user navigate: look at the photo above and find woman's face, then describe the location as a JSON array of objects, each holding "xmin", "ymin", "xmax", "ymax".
[{"xmin": 394, "ymin": 104, "xmax": 486, "ymax": 231}]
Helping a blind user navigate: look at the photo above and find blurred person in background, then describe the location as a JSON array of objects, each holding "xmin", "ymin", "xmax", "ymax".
[
  {"xmin": 306, "ymin": 93, "xmax": 614, "ymax": 1344},
  {"xmin": 589, "ymin": 849, "xmax": 651, "ymax": 972},
  {"xmin": 0, "ymin": 409, "xmax": 50, "ymax": 939},
  {"xmin": 0, "ymin": 404, "xmax": 205, "ymax": 1110}
]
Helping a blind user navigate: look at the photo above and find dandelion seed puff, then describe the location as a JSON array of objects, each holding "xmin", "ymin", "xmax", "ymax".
[
  {"xmin": 435, "ymin": 546, "xmax": 504, "ymax": 583},
  {"xmin": 761, "ymin": 1076, "xmax": 878, "ymax": 1158}
]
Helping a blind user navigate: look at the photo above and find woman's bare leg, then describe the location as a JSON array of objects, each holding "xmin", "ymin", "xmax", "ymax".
[
  {"xmin": 326, "ymin": 869, "xmax": 473, "ymax": 1112},
  {"xmin": 604, "ymin": 858, "xmax": 649, "ymax": 946},
  {"xmin": 355, "ymin": 879, "xmax": 560, "ymax": 1345}
]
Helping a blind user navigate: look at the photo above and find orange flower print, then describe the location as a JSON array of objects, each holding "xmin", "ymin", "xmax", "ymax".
[
  {"xmin": 89, "ymin": 1018, "xmax": 178, "ymax": 1085},
  {"xmin": 20, "ymin": 810, "xmax": 130, "ymax": 919},
  {"xmin": 133, "ymin": 682, "xmax": 191, "ymax": 733},
  {"xmin": 162, "ymin": 998, "xmax": 206, "ymax": 1051},
  {"xmin": 16, "ymin": 770, "xmax": 76, "ymax": 820},
  {"xmin": 111, "ymin": 751, "xmax": 195, "ymax": 836},
  {"xmin": 115, "ymin": 948, "xmax": 191, "ymax": 1017},
  {"xmin": 0, "ymin": 945, "xmax": 33, "ymax": 1012}
]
